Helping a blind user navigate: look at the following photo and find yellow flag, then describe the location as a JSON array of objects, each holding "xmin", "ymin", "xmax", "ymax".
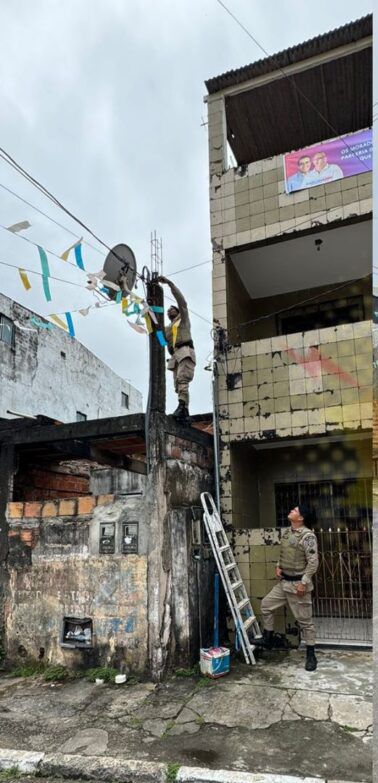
[
  {"xmin": 61, "ymin": 238, "xmax": 82, "ymax": 261},
  {"xmin": 19, "ymin": 268, "xmax": 31, "ymax": 290},
  {"xmin": 122, "ymin": 297, "xmax": 129, "ymax": 312},
  {"xmin": 49, "ymin": 314, "xmax": 68, "ymax": 330},
  {"xmin": 144, "ymin": 312, "xmax": 153, "ymax": 334}
]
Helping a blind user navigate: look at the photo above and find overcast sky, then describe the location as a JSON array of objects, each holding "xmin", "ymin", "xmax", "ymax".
[{"xmin": 0, "ymin": 0, "xmax": 373, "ymax": 415}]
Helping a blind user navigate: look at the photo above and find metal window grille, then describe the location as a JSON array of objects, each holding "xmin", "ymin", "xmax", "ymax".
[{"xmin": 0, "ymin": 313, "xmax": 14, "ymax": 346}]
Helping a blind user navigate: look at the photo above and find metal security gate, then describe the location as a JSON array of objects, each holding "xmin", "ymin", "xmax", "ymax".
[{"xmin": 275, "ymin": 479, "xmax": 372, "ymax": 646}]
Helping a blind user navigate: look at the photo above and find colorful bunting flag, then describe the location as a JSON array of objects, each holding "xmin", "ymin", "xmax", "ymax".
[
  {"xmin": 143, "ymin": 313, "xmax": 153, "ymax": 334},
  {"xmin": 38, "ymin": 246, "xmax": 52, "ymax": 302},
  {"xmin": 31, "ymin": 316, "xmax": 53, "ymax": 329},
  {"xmin": 156, "ymin": 330, "xmax": 168, "ymax": 347},
  {"xmin": 65, "ymin": 312, "xmax": 75, "ymax": 337},
  {"xmin": 61, "ymin": 238, "xmax": 82, "ymax": 262},
  {"xmin": 150, "ymin": 305, "xmax": 164, "ymax": 313},
  {"xmin": 102, "ymin": 279, "xmax": 121, "ymax": 292},
  {"xmin": 14, "ymin": 319, "xmax": 37, "ymax": 332},
  {"xmin": 7, "ymin": 220, "xmax": 31, "ymax": 233},
  {"xmin": 49, "ymin": 314, "xmax": 68, "ymax": 331},
  {"xmin": 74, "ymin": 242, "xmax": 85, "ymax": 270},
  {"xmin": 115, "ymin": 291, "xmax": 122, "ymax": 304},
  {"xmin": 18, "ymin": 268, "xmax": 31, "ymax": 291},
  {"xmin": 128, "ymin": 321, "xmax": 147, "ymax": 335}
]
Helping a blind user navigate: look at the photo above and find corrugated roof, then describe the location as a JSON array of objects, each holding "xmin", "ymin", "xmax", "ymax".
[{"xmin": 206, "ymin": 14, "xmax": 372, "ymax": 95}]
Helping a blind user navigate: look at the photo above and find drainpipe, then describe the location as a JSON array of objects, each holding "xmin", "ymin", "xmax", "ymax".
[{"xmin": 212, "ymin": 359, "xmax": 221, "ymax": 512}]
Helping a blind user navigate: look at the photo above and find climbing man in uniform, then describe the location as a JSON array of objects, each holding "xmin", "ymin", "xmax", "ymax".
[
  {"xmin": 156, "ymin": 276, "xmax": 196, "ymax": 423},
  {"xmin": 259, "ymin": 504, "xmax": 319, "ymax": 671}
]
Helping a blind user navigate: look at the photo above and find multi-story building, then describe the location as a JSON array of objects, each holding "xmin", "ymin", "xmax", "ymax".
[
  {"xmin": 206, "ymin": 15, "xmax": 373, "ymax": 646},
  {"xmin": 0, "ymin": 293, "xmax": 142, "ymax": 421}
]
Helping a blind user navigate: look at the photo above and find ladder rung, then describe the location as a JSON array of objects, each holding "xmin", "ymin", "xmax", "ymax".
[
  {"xmin": 237, "ymin": 597, "xmax": 250, "ymax": 610},
  {"xmin": 243, "ymin": 616, "xmax": 256, "ymax": 631},
  {"xmin": 231, "ymin": 580, "xmax": 243, "ymax": 590},
  {"xmin": 225, "ymin": 562, "xmax": 237, "ymax": 571},
  {"xmin": 219, "ymin": 544, "xmax": 231, "ymax": 552}
]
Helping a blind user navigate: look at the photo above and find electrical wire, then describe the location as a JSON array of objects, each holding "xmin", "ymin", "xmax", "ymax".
[
  {"xmin": 168, "ymin": 260, "xmax": 212, "ymax": 276},
  {"xmin": 0, "ymin": 258, "xmax": 98, "ymax": 290},
  {"xmin": 0, "ymin": 223, "xmax": 97, "ymax": 277},
  {"xmin": 214, "ymin": 0, "xmax": 372, "ymax": 172},
  {"xmin": 0, "ymin": 182, "xmax": 104, "ymax": 257},
  {"xmin": 0, "ymin": 179, "xmax": 212, "ymax": 280}
]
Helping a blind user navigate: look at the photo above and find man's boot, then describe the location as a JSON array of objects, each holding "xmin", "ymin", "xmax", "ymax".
[
  {"xmin": 173, "ymin": 401, "xmax": 189, "ymax": 423},
  {"xmin": 172, "ymin": 400, "xmax": 185, "ymax": 420},
  {"xmin": 305, "ymin": 645, "xmax": 317, "ymax": 671},
  {"xmin": 253, "ymin": 629, "xmax": 274, "ymax": 650}
]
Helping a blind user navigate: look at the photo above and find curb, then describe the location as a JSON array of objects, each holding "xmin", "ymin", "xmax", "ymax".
[{"xmin": 0, "ymin": 748, "xmax": 361, "ymax": 783}]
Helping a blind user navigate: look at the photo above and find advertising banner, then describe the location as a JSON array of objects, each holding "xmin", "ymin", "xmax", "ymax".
[{"xmin": 284, "ymin": 129, "xmax": 372, "ymax": 194}]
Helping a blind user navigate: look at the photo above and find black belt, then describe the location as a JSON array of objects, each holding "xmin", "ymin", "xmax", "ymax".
[
  {"xmin": 281, "ymin": 572, "xmax": 304, "ymax": 582},
  {"xmin": 175, "ymin": 340, "xmax": 194, "ymax": 349}
]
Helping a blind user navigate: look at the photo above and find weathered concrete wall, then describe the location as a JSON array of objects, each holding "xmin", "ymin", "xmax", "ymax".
[
  {"xmin": 5, "ymin": 495, "xmax": 149, "ymax": 672},
  {"xmin": 4, "ymin": 427, "xmax": 215, "ymax": 678},
  {"xmin": 90, "ymin": 467, "xmax": 146, "ymax": 496},
  {"xmin": 0, "ymin": 293, "xmax": 142, "ymax": 421}
]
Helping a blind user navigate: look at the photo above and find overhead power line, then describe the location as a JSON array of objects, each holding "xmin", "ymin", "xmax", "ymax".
[
  {"xmin": 215, "ymin": 0, "xmax": 372, "ymax": 172},
  {"xmin": 0, "ymin": 181, "xmax": 104, "ymax": 257}
]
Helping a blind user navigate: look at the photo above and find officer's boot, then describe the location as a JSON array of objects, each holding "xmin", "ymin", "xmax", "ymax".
[
  {"xmin": 173, "ymin": 401, "xmax": 191, "ymax": 424},
  {"xmin": 305, "ymin": 645, "xmax": 317, "ymax": 671},
  {"xmin": 173, "ymin": 401, "xmax": 186, "ymax": 420},
  {"xmin": 253, "ymin": 629, "xmax": 274, "ymax": 649}
]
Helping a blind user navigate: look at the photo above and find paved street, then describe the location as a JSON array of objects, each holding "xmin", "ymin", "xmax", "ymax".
[{"xmin": 0, "ymin": 649, "xmax": 372, "ymax": 781}]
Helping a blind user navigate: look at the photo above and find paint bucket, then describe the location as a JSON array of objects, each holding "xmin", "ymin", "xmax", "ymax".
[
  {"xmin": 200, "ymin": 647, "xmax": 230, "ymax": 678},
  {"xmin": 115, "ymin": 674, "xmax": 127, "ymax": 684}
]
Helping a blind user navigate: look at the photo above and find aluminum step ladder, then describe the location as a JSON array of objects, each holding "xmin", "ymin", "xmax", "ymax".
[{"xmin": 201, "ymin": 491, "xmax": 262, "ymax": 665}]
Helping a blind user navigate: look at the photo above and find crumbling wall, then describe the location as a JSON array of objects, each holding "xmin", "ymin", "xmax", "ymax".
[
  {"xmin": 0, "ymin": 292, "xmax": 142, "ymax": 421},
  {"xmin": 165, "ymin": 433, "xmax": 214, "ymax": 667},
  {"xmin": 5, "ymin": 495, "xmax": 149, "ymax": 672}
]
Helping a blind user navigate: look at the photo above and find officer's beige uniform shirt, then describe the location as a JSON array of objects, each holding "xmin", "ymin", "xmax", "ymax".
[{"xmin": 261, "ymin": 526, "xmax": 319, "ymax": 645}]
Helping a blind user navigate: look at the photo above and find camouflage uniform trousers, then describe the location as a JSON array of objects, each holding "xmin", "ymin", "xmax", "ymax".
[
  {"xmin": 261, "ymin": 581, "xmax": 316, "ymax": 645},
  {"xmin": 173, "ymin": 356, "xmax": 195, "ymax": 405}
]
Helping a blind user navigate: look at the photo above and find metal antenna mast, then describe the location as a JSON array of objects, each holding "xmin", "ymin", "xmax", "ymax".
[{"xmin": 150, "ymin": 230, "xmax": 163, "ymax": 278}]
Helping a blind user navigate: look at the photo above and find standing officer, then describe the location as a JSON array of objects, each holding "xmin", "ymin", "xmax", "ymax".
[
  {"xmin": 259, "ymin": 504, "xmax": 319, "ymax": 671},
  {"xmin": 156, "ymin": 276, "xmax": 196, "ymax": 423}
]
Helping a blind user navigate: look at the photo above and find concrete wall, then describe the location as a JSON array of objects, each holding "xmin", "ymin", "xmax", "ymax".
[
  {"xmin": 218, "ymin": 321, "xmax": 372, "ymax": 445},
  {"xmin": 4, "ymin": 429, "xmax": 214, "ymax": 677},
  {"xmin": 5, "ymin": 495, "xmax": 149, "ymax": 672},
  {"xmin": 0, "ymin": 293, "xmax": 142, "ymax": 421}
]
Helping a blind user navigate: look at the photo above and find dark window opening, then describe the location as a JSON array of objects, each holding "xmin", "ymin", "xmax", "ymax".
[
  {"xmin": 274, "ymin": 478, "xmax": 372, "ymax": 530},
  {"xmin": 76, "ymin": 411, "xmax": 87, "ymax": 422},
  {"xmin": 60, "ymin": 351, "xmax": 66, "ymax": 359},
  {"xmin": 61, "ymin": 616, "xmax": 93, "ymax": 648},
  {"xmin": 0, "ymin": 314, "xmax": 14, "ymax": 346},
  {"xmin": 277, "ymin": 296, "xmax": 365, "ymax": 336},
  {"xmin": 121, "ymin": 392, "xmax": 129, "ymax": 409}
]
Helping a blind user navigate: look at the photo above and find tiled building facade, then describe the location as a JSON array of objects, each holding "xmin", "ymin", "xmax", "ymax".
[{"xmin": 206, "ymin": 16, "xmax": 373, "ymax": 645}]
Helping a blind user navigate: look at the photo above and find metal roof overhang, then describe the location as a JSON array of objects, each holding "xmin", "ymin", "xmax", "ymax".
[
  {"xmin": 205, "ymin": 16, "xmax": 372, "ymax": 166},
  {"xmin": 226, "ymin": 49, "xmax": 372, "ymax": 165}
]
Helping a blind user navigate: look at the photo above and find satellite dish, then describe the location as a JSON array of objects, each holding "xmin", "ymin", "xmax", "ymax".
[{"xmin": 103, "ymin": 243, "xmax": 137, "ymax": 299}]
